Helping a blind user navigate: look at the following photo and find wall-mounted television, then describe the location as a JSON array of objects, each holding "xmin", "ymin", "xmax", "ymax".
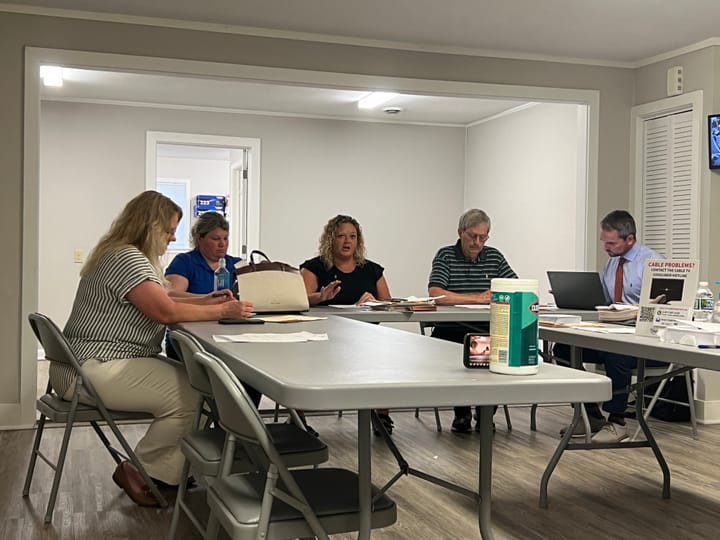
[{"xmin": 709, "ymin": 114, "xmax": 720, "ymax": 169}]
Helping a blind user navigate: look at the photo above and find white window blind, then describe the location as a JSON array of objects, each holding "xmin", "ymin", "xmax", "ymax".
[{"xmin": 641, "ymin": 110, "xmax": 696, "ymax": 258}]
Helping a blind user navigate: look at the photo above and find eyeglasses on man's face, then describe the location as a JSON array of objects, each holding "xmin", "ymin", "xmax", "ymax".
[{"xmin": 463, "ymin": 230, "xmax": 489, "ymax": 243}]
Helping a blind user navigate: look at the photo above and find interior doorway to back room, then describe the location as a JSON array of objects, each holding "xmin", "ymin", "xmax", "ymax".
[{"xmin": 146, "ymin": 132, "xmax": 261, "ymax": 270}]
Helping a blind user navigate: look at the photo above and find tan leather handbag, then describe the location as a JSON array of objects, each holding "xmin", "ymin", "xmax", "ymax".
[{"xmin": 234, "ymin": 250, "xmax": 309, "ymax": 312}]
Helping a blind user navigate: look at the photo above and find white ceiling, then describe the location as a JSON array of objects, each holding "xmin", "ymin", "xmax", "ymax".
[
  {"xmin": 41, "ymin": 68, "xmax": 527, "ymax": 126},
  {"xmin": 7, "ymin": 0, "xmax": 720, "ymax": 65},
  {"xmin": 18, "ymin": 0, "xmax": 720, "ymax": 124}
]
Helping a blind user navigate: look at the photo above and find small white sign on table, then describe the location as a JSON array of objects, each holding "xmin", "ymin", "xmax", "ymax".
[{"xmin": 635, "ymin": 259, "xmax": 698, "ymax": 337}]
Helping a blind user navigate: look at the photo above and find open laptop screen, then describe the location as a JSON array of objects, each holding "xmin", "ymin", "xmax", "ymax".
[{"xmin": 547, "ymin": 271, "xmax": 609, "ymax": 310}]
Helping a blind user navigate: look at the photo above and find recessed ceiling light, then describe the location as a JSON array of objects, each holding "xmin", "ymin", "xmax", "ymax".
[
  {"xmin": 382, "ymin": 106, "xmax": 403, "ymax": 114},
  {"xmin": 40, "ymin": 65, "xmax": 64, "ymax": 87},
  {"xmin": 358, "ymin": 92, "xmax": 398, "ymax": 109}
]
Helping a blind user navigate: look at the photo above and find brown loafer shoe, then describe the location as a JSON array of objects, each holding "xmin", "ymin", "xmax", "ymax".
[{"xmin": 112, "ymin": 461, "xmax": 160, "ymax": 507}]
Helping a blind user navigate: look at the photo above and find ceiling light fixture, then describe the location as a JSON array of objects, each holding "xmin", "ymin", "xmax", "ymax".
[
  {"xmin": 382, "ymin": 106, "xmax": 403, "ymax": 114},
  {"xmin": 40, "ymin": 65, "xmax": 64, "ymax": 87},
  {"xmin": 357, "ymin": 91, "xmax": 397, "ymax": 109}
]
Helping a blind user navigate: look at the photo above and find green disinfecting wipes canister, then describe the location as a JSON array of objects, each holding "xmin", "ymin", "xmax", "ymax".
[{"xmin": 489, "ymin": 278, "xmax": 539, "ymax": 375}]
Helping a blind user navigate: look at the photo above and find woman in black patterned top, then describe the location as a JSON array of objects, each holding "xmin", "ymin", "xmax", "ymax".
[
  {"xmin": 300, "ymin": 215, "xmax": 395, "ymax": 434},
  {"xmin": 300, "ymin": 215, "xmax": 391, "ymax": 306},
  {"xmin": 54, "ymin": 191, "xmax": 253, "ymax": 507}
]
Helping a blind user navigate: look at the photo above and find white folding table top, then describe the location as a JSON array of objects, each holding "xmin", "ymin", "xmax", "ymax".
[
  {"xmin": 540, "ymin": 325, "xmax": 720, "ymax": 371},
  {"xmin": 180, "ymin": 316, "xmax": 610, "ymax": 410}
]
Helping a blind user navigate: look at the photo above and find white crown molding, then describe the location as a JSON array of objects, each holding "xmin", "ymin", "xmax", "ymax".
[
  {"xmin": 633, "ymin": 37, "xmax": 720, "ymax": 68},
  {"xmin": 466, "ymin": 102, "xmax": 540, "ymax": 128},
  {"xmin": 41, "ymin": 96, "xmax": 469, "ymax": 128}
]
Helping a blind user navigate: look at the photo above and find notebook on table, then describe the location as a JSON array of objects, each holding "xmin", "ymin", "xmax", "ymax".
[{"xmin": 547, "ymin": 271, "xmax": 609, "ymax": 310}]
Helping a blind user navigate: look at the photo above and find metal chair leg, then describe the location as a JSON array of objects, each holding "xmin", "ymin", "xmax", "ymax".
[
  {"xmin": 685, "ymin": 371, "xmax": 698, "ymax": 439},
  {"xmin": 22, "ymin": 414, "xmax": 47, "ymax": 497},
  {"xmin": 168, "ymin": 458, "xmax": 193, "ymax": 539},
  {"xmin": 101, "ymin": 414, "xmax": 168, "ymax": 508},
  {"xmin": 44, "ymin": 399, "xmax": 80, "ymax": 523},
  {"xmin": 530, "ymin": 403, "xmax": 538, "ymax": 431},
  {"xmin": 433, "ymin": 408, "xmax": 442, "ymax": 432},
  {"xmin": 503, "ymin": 404, "xmax": 512, "ymax": 431}
]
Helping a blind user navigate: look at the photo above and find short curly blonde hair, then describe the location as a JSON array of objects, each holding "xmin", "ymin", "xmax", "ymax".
[{"xmin": 318, "ymin": 215, "xmax": 366, "ymax": 269}]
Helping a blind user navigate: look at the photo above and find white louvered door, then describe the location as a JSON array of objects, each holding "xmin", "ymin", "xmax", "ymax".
[{"xmin": 641, "ymin": 110, "xmax": 697, "ymax": 258}]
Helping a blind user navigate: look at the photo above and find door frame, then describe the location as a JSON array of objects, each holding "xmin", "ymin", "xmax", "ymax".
[
  {"xmin": 146, "ymin": 131, "xmax": 261, "ymax": 259},
  {"xmin": 18, "ymin": 46, "xmax": 599, "ymax": 429}
]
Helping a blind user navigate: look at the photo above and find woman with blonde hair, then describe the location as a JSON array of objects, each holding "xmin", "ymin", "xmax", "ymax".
[
  {"xmin": 52, "ymin": 191, "xmax": 253, "ymax": 507},
  {"xmin": 301, "ymin": 214, "xmax": 391, "ymax": 306},
  {"xmin": 300, "ymin": 214, "xmax": 394, "ymax": 434}
]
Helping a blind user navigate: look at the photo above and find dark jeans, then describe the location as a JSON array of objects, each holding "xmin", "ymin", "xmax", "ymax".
[
  {"xmin": 553, "ymin": 343, "xmax": 663, "ymax": 415},
  {"xmin": 430, "ymin": 323, "xmax": 497, "ymax": 419}
]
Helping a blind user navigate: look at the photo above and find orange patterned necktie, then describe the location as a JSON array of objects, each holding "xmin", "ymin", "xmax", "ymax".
[{"xmin": 613, "ymin": 257, "xmax": 625, "ymax": 303}]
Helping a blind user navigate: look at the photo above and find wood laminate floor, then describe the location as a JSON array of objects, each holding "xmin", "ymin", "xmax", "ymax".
[{"xmin": 1, "ymin": 403, "xmax": 718, "ymax": 540}]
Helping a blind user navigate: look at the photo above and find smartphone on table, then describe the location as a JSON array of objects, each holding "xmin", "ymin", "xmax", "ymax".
[{"xmin": 463, "ymin": 334, "xmax": 490, "ymax": 369}]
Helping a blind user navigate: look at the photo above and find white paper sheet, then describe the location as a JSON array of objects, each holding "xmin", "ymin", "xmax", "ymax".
[
  {"xmin": 213, "ymin": 332, "xmax": 329, "ymax": 343},
  {"xmin": 255, "ymin": 315, "xmax": 327, "ymax": 323},
  {"xmin": 578, "ymin": 326, "xmax": 637, "ymax": 334}
]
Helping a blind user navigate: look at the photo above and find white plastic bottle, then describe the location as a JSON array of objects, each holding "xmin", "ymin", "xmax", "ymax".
[
  {"xmin": 713, "ymin": 281, "xmax": 720, "ymax": 323},
  {"xmin": 693, "ymin": 281, "xmax": 714, "ymax": 322},
  {"xmin": 213, "ymin": 257, "xmax": 231, "ymax": 292},
  {"xmin": 489, "ymin": 278, "xmax": 539, "ymax": 375}
]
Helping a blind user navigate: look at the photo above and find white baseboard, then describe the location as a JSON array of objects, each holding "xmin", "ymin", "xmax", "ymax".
[{"xmin": 694, "ymin": 399, "xmax": 720, "ymax": 424}]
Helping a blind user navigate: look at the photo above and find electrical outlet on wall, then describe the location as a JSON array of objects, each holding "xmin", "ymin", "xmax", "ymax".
[
  {"xmin": 73, "ymin": 249, "xmax": 84, "ymax": 264},
  {"xmin": 667, "ymin": 66, "xmax": 683, "ymax": 96}
]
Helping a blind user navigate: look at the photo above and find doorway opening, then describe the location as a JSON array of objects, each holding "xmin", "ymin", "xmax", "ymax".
[{"xmin": 146, "ymin": 132, "xmax": 261, "ymax": 265}]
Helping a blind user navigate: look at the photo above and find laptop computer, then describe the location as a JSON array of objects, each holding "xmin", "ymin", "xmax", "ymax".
[{"xmin": 547, "ymin": 271, "xmax": 609, "ymax": 310}]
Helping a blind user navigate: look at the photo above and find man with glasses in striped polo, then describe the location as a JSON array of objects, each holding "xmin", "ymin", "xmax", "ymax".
[{"xmin": 428, "ymin": 208, "xmax": 517, "ymax": 433}]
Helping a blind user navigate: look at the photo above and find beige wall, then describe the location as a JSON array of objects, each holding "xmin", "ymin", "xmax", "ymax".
[
  {"xmin": 466, "ymin": 102, "xmax": 586, "ymax": 303},
  {"xmin": 634, "ymin": 46, "xmax": 719, "ymax": 280},
  {"xmin": 39, "ymin": 101, "xmax": 466, "ymax": 326},
  {"xmin": 1, "ymin": 11, "xmax": 637, "ymax": 421},
  {"xmin": 634, "ymin": 46, "xmax": 720, "ymax": 414}
]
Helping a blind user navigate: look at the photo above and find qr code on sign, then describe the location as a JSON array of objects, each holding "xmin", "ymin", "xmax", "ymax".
[{"xmin": 639, "ymin": 306, "xmax": 655, "ymax": 323}]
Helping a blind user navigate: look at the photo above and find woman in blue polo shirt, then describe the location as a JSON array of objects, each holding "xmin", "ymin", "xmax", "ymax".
[
  {"xmin": 165, "ymin": 212, "xmax": 242, "ymax": 296},
  {"xmin": 164, "ymin": 211, "xmax": 267, "ymax": 406}
]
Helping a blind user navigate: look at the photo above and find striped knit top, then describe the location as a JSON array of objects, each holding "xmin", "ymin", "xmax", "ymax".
[
  {"xmin": 49, "ymin": 246, "xmax": 164, "ymax": 397},
  {"xmin": 428, "ymin": 241, "xmax": 517, "ymax": 293}
]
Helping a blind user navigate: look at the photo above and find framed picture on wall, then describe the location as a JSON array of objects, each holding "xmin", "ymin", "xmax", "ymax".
[{"xmin": 708, "ymin": 114, "xmax": 720, "ymax": 169}]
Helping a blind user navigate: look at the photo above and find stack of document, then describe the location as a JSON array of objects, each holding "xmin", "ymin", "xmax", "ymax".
[
  {"xmin": 363, "ymin": 296, "xmax": 443, "ymax": 312},
  {"xmin": 596, "ymin": 304, "xmax": 638, "ymax": 322},
  {"xmin": 538, "ymin": 314, "xmax": 582, "ymax": 327}
]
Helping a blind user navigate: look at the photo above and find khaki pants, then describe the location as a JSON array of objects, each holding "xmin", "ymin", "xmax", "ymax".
[{"xmin": 65, "ymin": 356, "xmax": 196, "ymax": 485}]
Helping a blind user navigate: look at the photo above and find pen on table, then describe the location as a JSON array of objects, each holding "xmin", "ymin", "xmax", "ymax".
[{"xmin": 698, "ymin": 344, "xmax": 720, "ymax": 349}]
